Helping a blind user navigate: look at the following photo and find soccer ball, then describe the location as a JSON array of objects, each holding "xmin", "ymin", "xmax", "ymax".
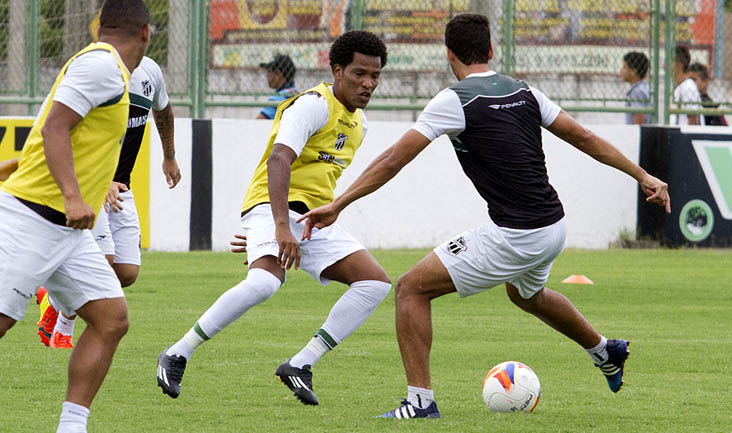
[{"xmin": 482, "ymin": 361, "xmax": 541, "ymax": 413}]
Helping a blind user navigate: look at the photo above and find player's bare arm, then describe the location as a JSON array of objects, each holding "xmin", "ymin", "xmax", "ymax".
[
  {"xmin": 41, "ymin": 101, "xmax": 96, "ymax": 229},
  {"xmin": 298, "ymin": 129, "xmax": 431, "ymax": 240},
  {"xmin": 153, "ymin": 102, "xmax": 181, "ymax": 188},
  {"xmin": 0, "ymin": 158, "xmax": 18, "ymax": 181},
  {"xmin": 547, "ymin": 111, "xmax": 671, "ymax": 213},
  {"xmin": 267, "ymin": 143, "xmax": 300, "ymax": 270}
]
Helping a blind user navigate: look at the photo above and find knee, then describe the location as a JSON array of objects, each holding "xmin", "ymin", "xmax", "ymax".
[
  {"xmin": 118, "ymin": 274, "xmax": 137, "ymax": 288},
  {"xmin": 394, "ymin": 273, "xmax": 418, "ymax": 304},
  {"xmin": 506, "ymin": 283, "xmax": 540, "ymax": 313},
  {"xmin": 95, "ymin": 311, "xmax": 129, "ymax": 341},
  {"xmin": 114, "ymin": 265, "xmax": 139, "ymax": 288}
]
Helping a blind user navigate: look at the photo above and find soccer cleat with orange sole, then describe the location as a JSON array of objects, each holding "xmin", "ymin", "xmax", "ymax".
[
  {"xmin": 49, "ymin": 332, "xmax": 74, "ymax": 349},
  {"xmin": 36, "ymin": 287, "xmax": 58, "ymax": 347}
]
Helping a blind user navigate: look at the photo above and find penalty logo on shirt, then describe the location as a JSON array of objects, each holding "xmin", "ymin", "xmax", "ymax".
[{"xmin": 335, "ymin": 133, "xmax": 347, "ymax": 150}]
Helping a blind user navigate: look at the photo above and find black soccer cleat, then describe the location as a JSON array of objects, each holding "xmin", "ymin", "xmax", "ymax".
[
  {"xmin": 596, "ymin": 339, "xmax": 630, "ymax": 393},
  {"xmin": 157, "ymin": 346, "xmax": 187, "ymax": 399},
  {"xmin": 275, "ymin": 361, "xmax": 319, "ymax": 405}
]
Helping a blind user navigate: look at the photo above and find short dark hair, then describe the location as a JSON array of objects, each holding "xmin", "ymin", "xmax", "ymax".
[
  {"xmin": 100, "ymin": 0, "xmax": 150, "ymax": 37},
  {"xmin": 445, "ymin": 14, "xmax": 492, "ymax": 65},
  {"xmin": 675, "ymin": 45, "xmax": 691, "ymax": 72},
  {"xmin": 329, "ymin": 30, "xmax": 387, "ymax": 70},
  {"xmin": 688, "ymin": 62, "xmax": 709, "ymax": 80},
  {"xmin": 623, "ymin": 52, "xmax": 649, "ymax": 79}
]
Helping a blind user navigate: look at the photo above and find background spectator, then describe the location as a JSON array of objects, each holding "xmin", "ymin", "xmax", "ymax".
[{"xmin": 257, "ymin": 54, "xmax": 298, "ymax": 120}]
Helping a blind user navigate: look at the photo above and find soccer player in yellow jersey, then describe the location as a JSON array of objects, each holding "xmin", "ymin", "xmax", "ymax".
[
  {"xmin": 0, "ymin": 1, "xmax": 150, "ymax": 432},
  {"xmin": 157, "ymin": 31, "xmax": 390, "ymax": 406}
]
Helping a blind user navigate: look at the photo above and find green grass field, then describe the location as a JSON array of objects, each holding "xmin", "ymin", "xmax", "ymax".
[{"xmin": 2, "ymin": 248, "xmax": 731, "ymax": 433}]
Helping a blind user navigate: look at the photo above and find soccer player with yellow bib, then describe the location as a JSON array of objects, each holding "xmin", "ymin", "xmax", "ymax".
[
  {"xmin": 157, "ymin": 31, "xmax": 391, "ymax": 406},
  {"xmin": 0, "ymin": 1, "xmax": 150, "ymax": 432}
]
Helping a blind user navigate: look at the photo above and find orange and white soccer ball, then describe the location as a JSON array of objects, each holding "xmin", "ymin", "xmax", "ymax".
[{"xmin": 482, "ymin": 361, "xmax": 541, "ymax": 412}]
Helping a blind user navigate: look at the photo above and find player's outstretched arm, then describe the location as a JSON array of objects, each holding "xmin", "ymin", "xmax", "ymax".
[
  {"xmin": 42, "ymin": 101, "xmax": 97, "ymax": 229},
  {"xmin": 153, "ymin": 102, "xmax": 181, "ymax": 188},
  {"xmin": 0, "ymin": 158, "xmax": 18, "ymax": 181},
  {"xmin": 547, "ymin": 111, "xmax": 671, "ymax": 213},
  {"xmin": 298, "ymin": 129, "xmax": 431, "ymax": 240}
]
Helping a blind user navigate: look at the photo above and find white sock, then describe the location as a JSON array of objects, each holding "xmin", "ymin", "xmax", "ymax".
[
  {"xmin": 167, "ymin": 269, "xmax": 281, "ymax": 359},
  {"xmin": 56, "ymin": 401, "xmax": 89, "ymax": 433},
  {"xmin": 54, "ymin": 314, "xmax": 76, "ymax": 336},
  {"xmin": 289, "ymin": 334, "xmax": 330, "ymax": 368},
  {"xmin": 320, "ymin": 280, "xmax": 391, "ymax": 342},
  {"xmin": 586, "ymin": 336, "xmax": 609, "ymax": 365},
  {"xmin": 166, "ymin": 327, "xmax": 204, "ymax": 360},
  {"xmin": 289, "ymin": 280, "xmax": 390, "ymax": 368},
  {"xmin": 407, "ymin": 386, "xmax": 434, "ymax": 409}
]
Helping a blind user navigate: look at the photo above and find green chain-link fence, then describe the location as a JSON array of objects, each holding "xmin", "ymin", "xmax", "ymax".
[{"xmin": 1, "ymin": 0, "xmax": 731, "ymax": 123}]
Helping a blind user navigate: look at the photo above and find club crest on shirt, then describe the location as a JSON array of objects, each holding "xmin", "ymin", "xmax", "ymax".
[
  {"xmin": 141, "ymin": 80, "xmax": 153, "ymax": 97},
  {"xmin": 335, "ymin": 133, "xmax": 347, "ymax": 150},
  {"xmin": 447, "ymin": 236, "xmax": 467, "ymax": 255}
]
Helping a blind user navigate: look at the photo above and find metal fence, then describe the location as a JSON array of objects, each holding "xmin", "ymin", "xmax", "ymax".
[{"xmin": 1, "ymin": 0, "xmax": 730, "ymax": 123}]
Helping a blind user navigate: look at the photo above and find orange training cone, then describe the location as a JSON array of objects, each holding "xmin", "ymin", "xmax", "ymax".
[{"xmin": 561, "ymin": 274, "xmax": 594, "ymax": 284}]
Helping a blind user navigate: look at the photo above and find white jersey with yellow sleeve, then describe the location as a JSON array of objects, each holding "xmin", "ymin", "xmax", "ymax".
[{"xmin": 242, "ymin": 82, "xmax": 367, "ymax": 214}]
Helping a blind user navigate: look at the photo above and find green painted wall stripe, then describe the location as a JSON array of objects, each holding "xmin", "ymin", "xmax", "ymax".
[{"xmin": 705, "ymin": 146, "xmax": 732, "ymax": 214}]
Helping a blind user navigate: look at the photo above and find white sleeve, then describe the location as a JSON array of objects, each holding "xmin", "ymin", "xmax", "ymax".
[
  {"xmin": 412, "ymin": 88, "xmax": 465, "ymax": 141},
  {"xmin": 529, "ymin": 86, "xmax": 561, "ymax": 127},
  {"xmin": 274, "ymin": 93, "xmax": 329, "ymax": 157},
  {"xmin": 53, "ymin": 50, "xmax": 126, "ymax": 118},
  {"xmin": 148, "ymin": 59, "xmax": 170, "ymax": 111}
]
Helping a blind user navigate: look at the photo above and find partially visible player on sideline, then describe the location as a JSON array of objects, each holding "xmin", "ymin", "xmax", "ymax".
[
  {"xmin": 36, "ymin": 14, "xmax": 182, "ymax": 350},
  {"xmin": 671, "ymin": 45, "xmax": 702, "ymax": 125},
  {"xmin": 0, "ymin": 1, "xmax": 150, "ymax": 432},
  {"xmin": 298, "ymin": 14, "xmax": 671, "ymax": 419},
  {"xmin": 156, "ymin": 30, "xmax": 391, "ymax": 406},
  {"xmin": 687, "ymin": 62, "xmax": 728, "ymax": 126},
  {"xmin": 620, "ymin": 51, "xmax": 651, "ymax": 125}
]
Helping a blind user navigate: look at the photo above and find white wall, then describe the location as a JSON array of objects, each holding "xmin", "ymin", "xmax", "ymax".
[
  {"xmin": 149, "ymin": 119, "xmax": 192, "ymax": 251},
  {"xmin": 149, "ymin": 119, "xmax": 641, "ymax": 251}
]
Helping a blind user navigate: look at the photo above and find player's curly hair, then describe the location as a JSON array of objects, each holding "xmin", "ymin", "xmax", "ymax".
[
  {"xmin": 445, "ymin": 14, "xmax": 491, "ymax": 65},
  {"xmin": 329, "ymin": 30, "xmax": 388, "ymax": 70}
]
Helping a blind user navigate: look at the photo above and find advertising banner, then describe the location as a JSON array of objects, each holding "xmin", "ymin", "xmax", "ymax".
[
  {"xmin": 638, "ymin": 127, "xmax": 732, "ymax": 247},
  {"xmin": 0, "ymin": 118, "xmax": 151, "ymax": 249}
]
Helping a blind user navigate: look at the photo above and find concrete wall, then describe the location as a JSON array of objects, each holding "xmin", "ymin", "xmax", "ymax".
[{"xmin": 149, "ymin": 119, "xmax": 641, "ymax": 251}]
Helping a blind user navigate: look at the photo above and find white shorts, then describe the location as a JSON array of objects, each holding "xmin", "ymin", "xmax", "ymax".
[
  {"xmin": 242, "ymin": 203, "xmax": 365, "ymax": 286},
  {"xmin": 0, "ymin": 191, "xmax": 123, "ymax": 321},
  {"xmin": 91, "ymin": 189, "xmax": 141, "ymax": 266},
  {"xmin": 434, "ymin": 217, "xmax": 567, "ymax": 299}
]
